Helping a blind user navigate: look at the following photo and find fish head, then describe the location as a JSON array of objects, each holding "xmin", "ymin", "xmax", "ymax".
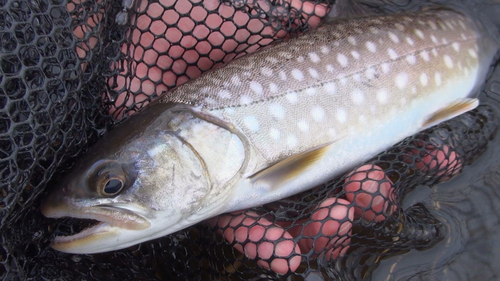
[{"xmin": 41, "ymin": 103, "xmax": 213, "ymax": 254}]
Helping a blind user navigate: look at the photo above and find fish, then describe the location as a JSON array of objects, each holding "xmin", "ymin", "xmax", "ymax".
[{"xmin": 41, "ymin": 8, "xmax": 499, "ymax": 254}]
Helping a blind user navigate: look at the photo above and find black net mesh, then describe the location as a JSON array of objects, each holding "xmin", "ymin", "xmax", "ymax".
[{"xmin": 1, "ymin": 0, "xmax": 500, "ymax": 279}]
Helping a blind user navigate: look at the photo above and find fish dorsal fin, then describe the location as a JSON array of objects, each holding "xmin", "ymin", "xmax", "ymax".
[
  {"xmin": 248, "ymin": 141, "xmax": 337, "ymax": 187},
  {"xmin": 422, "ymin": 98, "xmax": 479, "ymax": 129}
]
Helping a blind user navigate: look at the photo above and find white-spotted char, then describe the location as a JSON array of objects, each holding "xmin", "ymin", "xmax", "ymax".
[{"xmin": 41, "ymin": 9, "xmax": 498, "ymax": 254}]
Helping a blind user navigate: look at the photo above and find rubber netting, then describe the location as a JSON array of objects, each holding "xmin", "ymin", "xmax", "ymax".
[{"xmin": 1, "ymin": 0, "xmax": 500, "ymax": 280}]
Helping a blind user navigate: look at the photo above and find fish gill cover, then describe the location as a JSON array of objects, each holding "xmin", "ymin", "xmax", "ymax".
[{"xmin": 0, "ymin": 0, "xmax": 500, "ymax": 280}]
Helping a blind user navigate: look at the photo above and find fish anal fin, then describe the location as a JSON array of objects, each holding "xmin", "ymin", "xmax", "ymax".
[
  {"xmin": 248, "ymin": 141, "xmax": 336, "ymax": 188},
  {"xmin": 422, "ymin": 98, "xmax": 479, "ymax": 129}
]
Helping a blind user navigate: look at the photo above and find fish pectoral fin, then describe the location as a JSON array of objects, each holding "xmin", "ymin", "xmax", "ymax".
[
  {"xmin": 422, "ymin": 98, "xmax": 479, "ymax": 129},
  {"xmin": 248, "ymin": 141, "xmax": 336, "ymax": 188}
]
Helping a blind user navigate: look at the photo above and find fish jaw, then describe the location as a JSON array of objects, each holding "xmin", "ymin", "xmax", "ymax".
[{"xmin": 41, "ymin": 197, "xmax": 152, "ymax": 253}]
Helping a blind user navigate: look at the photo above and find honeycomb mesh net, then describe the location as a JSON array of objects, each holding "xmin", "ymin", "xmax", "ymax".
[{"xmin": 1, "ymin": 0, "xmax": 500, "ymax": 279}]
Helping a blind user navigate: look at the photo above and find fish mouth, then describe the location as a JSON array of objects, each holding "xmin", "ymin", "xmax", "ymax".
[{"xmin": 43, "ymin": 203, "xmax": 151, "ymax": 252}]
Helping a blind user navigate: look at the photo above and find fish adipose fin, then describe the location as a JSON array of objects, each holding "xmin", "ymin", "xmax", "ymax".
[
  {"xmin": 248, "ymin": 141, "xmax": 337, "ymax": 188},
  {"xmin": 422, "ymin": 98, "xmax": 479, "ymax": 129}
]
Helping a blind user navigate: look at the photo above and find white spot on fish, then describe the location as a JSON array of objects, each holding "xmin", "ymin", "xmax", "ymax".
[
  {"xmin": 351, "ymin": 50, "xmax": 360, "ymax": 60},
  {"xmin": 442, "ymin": 38, "xmax": 448, "ymax": 45},
  {"xmin": 395, "ymin": 23, "xmax": 405, "ymax": 31},
  {"xmin": 458, "ymin": 20, "xmax": 466, "ymax": 30},
  {"xmin": 411, "ymin": 86, "xmax": 417, "ymax": 94},
  {"xmin": 260, "ymin": 67, "xmax": 273, "ymax": 77},
  {"xmin": 200, "ymin": 87, "xmax": 211, "ymax": 94},
  {"xmin": 395, "ymin": 73, "xmax": 408, "ymax": 89},
  {"xmin": 250, "ymin": 81, "xmax": 263, "ymax": 94},
  {"xmin": 351, "ymin": 88, "xmax": 365, "ymax": 105},
  {"xmin": 347, "ymin": 36, "xmax": 357, "ymax": 46},
  {"xmin": 376, "ymin": 89, "xmax": 388, "ymax": 104},
  {"xmin": 406, "ymin": 55, "xmax": 416, "ymax": 64},
  {"xmin": 305, "ymin": 88, "xmax": 317, "ymax": 96},
  {"xmin": 297, "ymin": 56, "xmax": 305, "ymax": 63},
  {"xmin": 452, "ymin": 42, "xmax": 460, "ymax": 52},
  {"xmin": 279, "ymin": 71, "xmax": 287, "ymax": 81},
  {"xmin": 435, "ymin": 72, "xmax": 442, "ymax": 86},
  {"xmin": 358, "ymin": 115, "xmax": 367, "ymax": 124},
  {"xmin": 244, "ymin": 116, "xmax": 260, "ymax": 132},
  {"xmin": 321, "ymin": 45, "xmax": 330, "ymax": 54},
  {"xmin": 286, "ymin": 91, "xmax": 298, "ymax": 104},
  {"xmin": 291, "ymin": 69, "xmax": 304, "ymax": 81},
  {"xmin": 430, "ymin": 35, "xmax": 438, "ymax": 44},
  {"xmin": 388, "ymin": 48, "xmax": 398, "ymax": 60},
  {"xmin": 266, "ymin": 57, "xmax": 279, "ymax": 63},
  {"xmin": 326, "ymin": 64, "xmax": 334, "ymax": 73},
  {"xmin": 287, "ymin": 135, "xmax": 298, "ymax": 148},
  {"xmin": 414, "ymin": 29, "xmax": 425, "ymax": 39},
  {"xmin": 388, "ymin": 32, "xmax": 399, "ymax": 43},
  {"xmin": 308, "ymin": 68, "xmax": 319, "ymax": 78},
  {"xmin": 464, "ymin": 67, "xmax": 469, "ymax": 76},
  {"xmin": 468, "ymin": 49, "xmax": 477, "ymax": 58},
  {"xmin": 381, "ymin": 63, "xmax": 390, "ymax": 74},
  {"xmin": 431, "ymin": 49, "xmax": 438, "ymax": 57},
  {"xmin": 461, "ymin": 33, "xmax": 467, "ymax": 40},
  {"xmin": 269, "ymin": 83, "xmax": 278, "ymax": 93},
  {"xmin": 218, "ymin": 90, "xmax": 231, "ymax": 99},
  {"xmin": 231, "ymin": 75, "xmax": 241, "ymax": 86},
  {"xmin": 420, "ymin": 51, "xmax": 430, "ymax": 61},
  {"xmin": 240, "ymin": 95, "xmax": 253, "ymax": 104},
  {"xmin": 444, "ymin": 55, "xmax": 454, "ymax": 69},
  {"xmin": 366, "ymin": 41, "xmax": 377, "ymax": 53},
  {"xmin": 324, "ymin": 82, "xmax": 337, "ymax": 95},
  {"xmin": 269, "ymin": 103, "xmax": 285, "ymax": 120},
  {"xmin": 311, "ymin": 105, "xmax": 325, "ymax": 122},
  {"xmin": 438, "ymin": 22, "xmax": 447, "ymax": 31},
  {"xmin": 269, "ymin": 128, "xmax": 280, "ymax": 140},
  {"xmin": 406, "ymin": 37, "xmax": 414, "ymax": 46},
  {"xmin": 297, "ymin": 120, "xmax": 309, "ymax": 132},
  {"xmin": 369, "ymin": 27, "xmax": 379, "ymax": 34},
  {"xmin": 279, "ymin": 51, "xmax": 293, "ymax": 59},
  {"xmin": 336, "ymin": 108, "xmax": 347, "ymax": 123},
  {"xmin": 428, "ymin": 20, "xmax": 437, "ymax": 30},
  {"xmin": 309, "ymin": 52, "xmax": 320, "ymax": 63},
  {"xmin": 446, "ymin": 21, "xmax": 454, "ymax": 30},
  {"xmin": 353, "ymin": 73, "xmax": 361, "ymax": 82},
  {"xmin": 337, "ymin": 53, "xmax": 349, "ymax": 67},
  {"xmin": 420, "ymin": 73, "xmax": 428, "ymax": 86},
  {"xmin": 225, "ymin": 108, "xmax": 235, "ymax": 115},
  {"xmin": 365, "ymin": 67, "xmax": 376, "ymax": 80}
]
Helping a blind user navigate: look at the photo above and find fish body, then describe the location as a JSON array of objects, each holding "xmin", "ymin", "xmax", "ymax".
[{"xmin": 42, "ymin": 9, "xmax": 498, "ymax": 254}]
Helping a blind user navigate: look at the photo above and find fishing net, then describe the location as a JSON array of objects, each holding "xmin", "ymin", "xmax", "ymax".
[{"xmin": 1, "ymin": 0, "xmax": 500, "ymax": 279}]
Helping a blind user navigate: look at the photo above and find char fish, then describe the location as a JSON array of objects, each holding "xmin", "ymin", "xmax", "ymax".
[{"xmin": 41, "ymin": 9, "xmax": 498, "ymax": 254}]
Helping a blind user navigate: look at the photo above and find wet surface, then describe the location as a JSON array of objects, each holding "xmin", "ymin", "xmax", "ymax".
[{"xmin": 1, "ymin": 0, "xmax": 500, "ymax": 280}]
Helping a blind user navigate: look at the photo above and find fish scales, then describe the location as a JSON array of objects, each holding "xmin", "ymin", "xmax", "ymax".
[
  {"xmin": 41, "ymin": 8, "xmax": 499, "ymax": 254},
  {"xmin": 162, "ymin": 10, "xmax": 483, "ymax": 165}
]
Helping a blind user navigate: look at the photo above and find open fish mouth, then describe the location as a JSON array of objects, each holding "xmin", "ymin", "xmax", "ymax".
[
  {"xmin": 52, "ymin": 220, "xmax": 107, "ymax": 245},
  {"xmin": 43, "ymin": 204, "xmax": 151, "ymax": 251}
]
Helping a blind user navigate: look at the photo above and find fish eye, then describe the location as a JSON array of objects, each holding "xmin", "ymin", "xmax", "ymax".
[{"xmin": 103, "ymin": 178, "xmax": 124, "ymax": 195}]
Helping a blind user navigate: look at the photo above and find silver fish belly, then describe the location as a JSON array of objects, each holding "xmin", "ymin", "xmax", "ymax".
[{"xmin": 41, "ymin": 9, "xmax": 498, "ymax": 254}]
